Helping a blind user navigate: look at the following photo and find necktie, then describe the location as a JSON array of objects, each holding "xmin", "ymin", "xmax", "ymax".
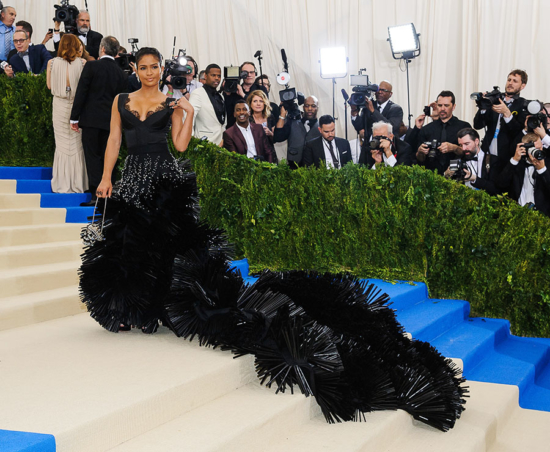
[
  {"xmin": 4, "ymin": 29, "xmax": 11, "ymax": 60},
  {"xmin": 440, "ymin": 123, "xmax": 447, "ymax": 143},
  {"xmin": 328, "ymin": 140, "xmax": 339, "ymax": 169},
  {"xmin": 379, "ymin": 105, "xmax": 383, "ymax": 113}
]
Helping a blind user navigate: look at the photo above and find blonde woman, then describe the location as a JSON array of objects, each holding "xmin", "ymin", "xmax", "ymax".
[
  {"xmin": 46, "ymin": 34, "xmax": 87, "ymax": 193},
  {"xmin": 247, "ymin": 90, "xmax": 276, "ymax": 139}
]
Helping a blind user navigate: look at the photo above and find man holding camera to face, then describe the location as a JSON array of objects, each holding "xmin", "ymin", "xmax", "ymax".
[
  {"xmin": 496, "ymin": 133, "xmax": 550, "ymax": 216},
  {"xmin": 443, "ymin": 128, "xmax": 500, "ymax": 195},
  {"xmin": 358, "ymin": 121, "xmax": 413, "ymax": 168},
  {"xmin": 416, "ymin": 90, "xmax": 471, "ymax": 175},
  {"xmin": 473, "ymin": 69, "xmax": 529, "ymax": 160},
  {"xmin": 53, "ymin": 10, "xmax": 102, "ymax": 60}
]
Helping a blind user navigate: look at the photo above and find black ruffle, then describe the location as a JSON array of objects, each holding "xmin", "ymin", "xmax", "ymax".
[{"xmin": 79, "ymin": 162, "xmax": 467, "ymax": 432}]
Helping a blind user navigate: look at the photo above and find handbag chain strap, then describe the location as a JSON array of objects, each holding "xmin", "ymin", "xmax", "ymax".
[{"xmin": 90, "ymin": 197, "xmax": 108, "ymax": 233}]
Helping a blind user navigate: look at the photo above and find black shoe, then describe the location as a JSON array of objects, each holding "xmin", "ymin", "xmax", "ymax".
[{"xmin": 80, "ymin": 199, "xmax": 97, "ymax": 207}]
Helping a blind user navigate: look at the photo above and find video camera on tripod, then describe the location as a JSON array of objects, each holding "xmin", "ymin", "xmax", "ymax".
[
  {"xmin": 349, "ymin": 69, "xmax": 379, "ymax": 107},
  {"xmin": 276, "ymin": 49, "xmax": 304, "ymax": 120},
  {"xmin": 53, "ymin": 0, "xmax": 80, "ymax": 34}
]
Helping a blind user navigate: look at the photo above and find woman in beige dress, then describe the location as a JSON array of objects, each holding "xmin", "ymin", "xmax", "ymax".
[{"xmin": 47, "ymin": 34, "xmax": 88, "ymax": 193}]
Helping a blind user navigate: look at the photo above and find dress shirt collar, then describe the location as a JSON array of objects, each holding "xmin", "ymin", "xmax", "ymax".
[
  {"xmin": 99, "ymin": 55, "xmax": 115, "ymax": 60},
  {"xmin": 377, "ymin": 100, "xmax": 390, "ymax": 111},
  {"xmin": 237, "ymin": 122, "xmax": 251, "ymax": 133},
  {"xmin": 0, "ymin": 22, "xmax": 14, "ymax": 32}
]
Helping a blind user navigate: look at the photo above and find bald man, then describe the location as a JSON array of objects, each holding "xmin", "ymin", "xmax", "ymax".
[
  {"xmin": 351, "ymin": 80, "xmax": 403, "ymax": 138},
  {"xmin": 274, "ymin": 95, "xmax": 321, "ymax": 168}
]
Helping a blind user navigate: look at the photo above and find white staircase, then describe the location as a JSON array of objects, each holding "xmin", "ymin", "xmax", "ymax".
[{"xmin": 0, "ymin": 181, "xmax": 549, "ymax": 452}]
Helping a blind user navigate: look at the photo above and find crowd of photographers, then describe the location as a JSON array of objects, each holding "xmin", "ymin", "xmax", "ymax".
[{"xmin": 2, "ymin": 3, "xmax": 550, "ymax": 216}]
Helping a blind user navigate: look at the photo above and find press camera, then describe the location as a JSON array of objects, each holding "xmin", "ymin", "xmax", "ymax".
[
  {"xmin": 349, "ymin": 69, "xmax": 379, "ymax": 107},
  {"xmin": 161, "ymin": 49, "xmax": 193, "ymax": 91},
  {"xmin": 53, "ymin": 0, "xmax": 79, "ymax": 34}
]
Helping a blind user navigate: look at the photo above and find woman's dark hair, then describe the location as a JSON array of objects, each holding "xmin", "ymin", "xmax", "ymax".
[{"xmin": 135, "ymin": 47, "xmax": 163, "ymax": 65}]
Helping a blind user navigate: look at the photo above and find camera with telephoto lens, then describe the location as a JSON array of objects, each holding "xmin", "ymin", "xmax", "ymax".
[
  {"xmin": 224, "ymin": 66, "xmax": 247, "ymax": 94},
  {"xmin": 470, "ymin": 86, "xmax": 504, "ymax": 110},
  {"xmin": 279, "ymin": 88, "xmax": 305, "ymax": 120},
  {"xmin": 449, "ymin": 159, "xmax": 468, "ymax": 181},
  {"xmin": 53, "ymin": 0, "xmax": 79, "ymax": 34},
  {"xmin": 526, "ymin": 100, "xmax": 548, "ymax": 132},
  {"xmin": 116, "ymin": 38, "xmax": 139, "ymax": 75},
  {"xmin": 522, "ymin": 142, "xmax": 546, "ymax": 161},
  {"xmin": 161, "ymin": 49, "xmax": 193, "ymax": 91},
  {"xmin": 424, "ymin": 139, "xmax": 441, "ymax": 159},
  {"xmin": 349, "ymin": 69, "xmax": 379, "ymax": 107}
]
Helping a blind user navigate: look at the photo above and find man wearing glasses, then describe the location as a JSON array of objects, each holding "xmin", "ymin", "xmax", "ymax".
[
  {"xmin": 224, "ymin": 60, "xmax": 268, "ymax": 127},
  {"xmin": 351, "ymin": 80, "xmax": 404, "ymax": 138},
  {"xmin": 7, "ymin": 29, "xmax": 51, "ymax": 76}
]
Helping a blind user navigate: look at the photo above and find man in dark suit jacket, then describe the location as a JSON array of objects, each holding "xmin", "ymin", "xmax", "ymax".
[
  {"xmin": 496, "ymin": 133, "xmax": 550, "ymax": 216},
  {"xmin": 444, "ymin": 128, "xmax": 501, "ymax": 196},
  {"xmin": 70, "ymin": 36, "xmax": 127, "ymax": 204},
  {"xmin": 302, "ymin": 115, "xmax": 352, "ymax": 169},
  {"xmin": 53, "ymin": 11, "xmax": 103, "ymax": 59},
  {"xmin": 359, "ymin": 120, "xmax": 414, "ymax": 168},
  {"xmin": 7, "ymin": 30, "xmax": 51, "ymax": 75},
  {"xmin": 351, "ymin": 80, "xmax": 403, "ymax": 137},
  {"xmin": 223, "ymin": 99, "xmax": 275, "ymax": 163},
  {"xmin": 473, "ymin": 69, "xmax": 529, "ymax": 161}
]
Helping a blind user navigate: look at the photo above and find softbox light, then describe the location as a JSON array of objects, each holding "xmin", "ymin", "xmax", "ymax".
[
  {"xmin": 319, "ymin": 47, "xmax": 347, "ymax": 79},
  {"xmin": 388, "ymin": 23, "xmax": 420, "ymax": 59}
]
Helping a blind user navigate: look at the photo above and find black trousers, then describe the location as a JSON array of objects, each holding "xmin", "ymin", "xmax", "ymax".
[{"xmin": 81, "ymin": 127, "xmax": 110, "ymax": 194}]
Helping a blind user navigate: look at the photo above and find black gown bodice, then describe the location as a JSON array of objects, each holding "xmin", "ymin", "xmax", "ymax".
[{"xmin": 114, "ymin": 93, "xmax": 182, "ymax": 209}]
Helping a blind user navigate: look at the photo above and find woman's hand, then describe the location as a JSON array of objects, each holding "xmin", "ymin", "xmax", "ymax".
[
  {"xmin": 170, "ymin": 96, "xmax": 194, "ymax": 115},
  {"xmin": 96, "ymin": 179, "xmax": 113, "ymax": 198}
]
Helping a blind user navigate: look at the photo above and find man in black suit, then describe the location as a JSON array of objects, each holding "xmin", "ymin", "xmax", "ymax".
[
  {"xmin": 53, "ymin": 10, "xmax": 103, "ymax": 59},
  {"xmin": 496, "ymin": 133, "xmax": 550, "ymax": 216},
  {"xmin": 7, "ymin": 29, "xmax": 51, "ymax": 75},
  {"xmin": 351, "ymin": 80, "xmax": 403, "ymax": 137},
  {"xmin": 223, "ymin": 99, "xmax": 275, "ymax": 163},
  {"xmin": 359, "ymin": 121, "xmax": 414, "ymax": 168},
  {"xmin": 70, "ymin": 36, "xmax": 127, "ymax": 204},
  {"xmin": 416, "ymin": 90, "xmax": 472, "ymax": 176},
  {"xmin": 473, "ymin": 69, "xmax": 529, "ymax": 161},
  {"xmin": 444, "ymin": 128, "xmax": 501, "ymax": 196},
  {"xmin": 302, "ymin": 115, "xmax": 352, "ymax": 169}
]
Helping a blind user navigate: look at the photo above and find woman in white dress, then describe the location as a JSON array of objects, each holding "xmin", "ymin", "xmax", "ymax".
[{"xmin": 47, "ymin": 34, "xmax": 88, "ymax": 193}]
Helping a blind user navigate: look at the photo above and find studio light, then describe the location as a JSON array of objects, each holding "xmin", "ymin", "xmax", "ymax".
[
  {"xmin": 387, "ymin": 23, "xmax": 421, "ymax": 128},
  {"xmin": 319, "ymin": 47, "xmax": 348, "ymax": 119},
  {"xmin": 388, "ymin": 23, "xmax": 420, "ymax": 59},
  {"xmin": 319, "ymin": 47, "xmax": 347, "ymax": 79}
]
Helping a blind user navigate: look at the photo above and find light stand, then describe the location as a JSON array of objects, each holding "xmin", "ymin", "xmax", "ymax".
[
  {"xmin": 387, "ymin": 24, "xmax": 421, "ymax": 129},
  {"xmin": 319, "ymin": 47, "xmax": 348, "ymax": 122},
  {"xmin": 254, "ymin": 50, "xmax": 264, "ymax": 89}
]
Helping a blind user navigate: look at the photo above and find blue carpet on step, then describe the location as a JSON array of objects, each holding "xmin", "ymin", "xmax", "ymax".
[{"xmin": 0, "ymin": 430, "xmax": 55, "ymax": 452}]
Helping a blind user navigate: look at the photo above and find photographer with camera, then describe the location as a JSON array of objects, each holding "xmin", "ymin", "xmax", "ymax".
[
  {"xmin": 53, "ymin": 9, "xmax": 102, "ymax": 60},
  {"xmin": 189, "ymin": 64, "xmax": 225, "ymax": 146},
  {"xmin": 223, "ymin": 99, "xmax": 275, "ymax": 163},
  {"xmin": 416, "ymin": 90, "xmax": 471, "ymax": 175},
  {"xmin": 162, "ymin": 55, "xmax": 202, "ymax": 100},
  {"xmin": 496, "ymin": 133, "xmax": 550, "ymax": 216},
  {"xmin": 358, "ymin": 121, "xmax": 414, "ymax": 169},
  {"xmin": 274, "ymin": 95, "xmax": 320, "ymax": 168},
  {"xmin": 351, "ymin": 80, "xmax": 403, "ymax": 138},
  {"xmin": 443, "ymin": 128, "xmax": 500, "ymax": 195},
  {"xmin": 472, "ymin": 69, "xmax": 528, "ymax": 160},
  {"xmin": 223, "ymin": 61, "xmax": 267, "ymax": 128}
]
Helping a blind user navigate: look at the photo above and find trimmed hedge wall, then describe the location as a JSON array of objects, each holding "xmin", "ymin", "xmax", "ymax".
[
  {"xmin": 2, "ymin": 74, "xmax": 549, "ymax": 337},
  {"xmin": 186, "ymin": 139, "xmax": 550, "ymax": 338}
]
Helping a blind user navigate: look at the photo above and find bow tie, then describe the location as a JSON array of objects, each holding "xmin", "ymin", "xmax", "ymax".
[
  {"xmin": 18, "ymin": 51, "xmax": 29, "ymax": 57},
  {"xmin": 78, "ymin": 32, "xmax": 88, "ymax": 37},
  {"xmin": 465, "ymin": 156, "xmax": 478, "ymax": 162}
]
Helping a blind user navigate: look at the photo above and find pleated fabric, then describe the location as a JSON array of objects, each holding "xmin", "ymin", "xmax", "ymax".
[{"xmin": 50, "ymin": 57, "xmax": 89, "ymax": 194}]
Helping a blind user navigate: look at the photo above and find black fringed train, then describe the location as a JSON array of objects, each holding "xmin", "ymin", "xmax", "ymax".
[{"xmin": 79, "ymin": 161, "xmax": 468, "ymax": 432}]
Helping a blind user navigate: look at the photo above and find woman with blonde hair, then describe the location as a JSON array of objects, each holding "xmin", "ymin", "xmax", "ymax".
[
  {"xmin": 47, "ymin": 33, "xmax": 88, "ymax": 193},
  {"xmin": 247, "ymin": 89, "xmax": 276, "ymax": 138}
]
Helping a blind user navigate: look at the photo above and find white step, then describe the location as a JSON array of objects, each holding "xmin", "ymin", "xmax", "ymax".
[
  {"xmin": 0, "ymin": 207, "xmax": 66, "ymax": 226},
  {"xmin": 0, "ymin": 193, "xmax": 41, "ymax": 209},
  {"xmin": 0, "ymin": 223, "xmax": 83, "ymax": 247},
  {"xmin": 0, "ymin": 285, "xmax": 84, "ymax": 331},
  {"xmin": 0, "ymin": 240, "xmax": 83, "ymax": 270},
  {"xmin": 0, "ymin": 179, "xmax": 17, "ymax": 193},
  {"xmin": 0, "ymin": 260, "xmax": 80, "ymax": 298},
  {"xmin": 0, "ymin": 314, "xmax": 256, "ymax": 452}
]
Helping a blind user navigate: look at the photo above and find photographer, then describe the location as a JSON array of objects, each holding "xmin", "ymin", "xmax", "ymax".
[
  {"xmin": 496, "ymin": 133, "xmax": 550, "ymax": 216},
  {"xmin": 223, "ymin": 99, "xmax": 275, "ymax": 163},
  {"xmin": 443, "ymin": 128, "xmax": 500, "ymax": 195},
  {"xmin": 0, "ymin": 5, "xmax": 16, "ymax": 62},
  {"xmin": 162, "ymin": 55, "xmax": 202, "ymax": 100},
  {"xmin": 416, "ymin": 90, "xmax": 471, "ymax": 175},
  {"xmin": 223, "ymin": 61, "xmax": 267, "ymax": 128},
  {"xmin": 359, "ymin": 121, "xmax": 413, "ymax": 168},
  {"xmin": 351, "ymin": 80, "xmax": 403, "ymax": 137},
  {"xmin": 53, "ymin": 10, "xmax": 102, "ymax": 60},
  {"xmin": 473, "ymin": 69, "xmax": 528, "ymax": 160},
  {"xmin": 273, "ymin": 95, "xmax": 320, "ymax": 168}
]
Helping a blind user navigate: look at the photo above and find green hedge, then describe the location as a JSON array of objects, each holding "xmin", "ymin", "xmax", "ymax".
[
  {"xmin": 2, "ymin": 75, "xmax": 549, "ymax": 337},
  {"xmin": 186, "ymin": 139, "xmax": 550, "ymax": 338},
  {"xmin": 0, "ymin": 73, "xmax": 55, "ymax": 166}
]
